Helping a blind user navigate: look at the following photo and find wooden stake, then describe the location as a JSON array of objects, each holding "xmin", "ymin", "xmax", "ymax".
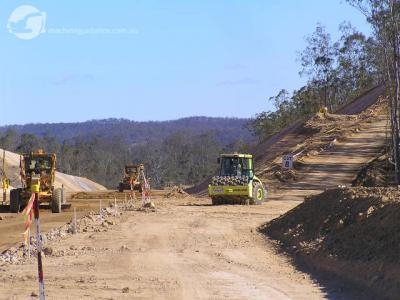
[
  {"xmin": 99, "ymin": 198, "xmax": 102, "ymax": 219},
  {"xmin": 73, "ymin": 207, "xmax": 77, "ymax": 234},
  {"xmin": 28, "ymin": 230, "xmax": 31, "ymax": 260},
  {"xmin": 33, "ymin": 192, "xmax": 45, "ymax": 300}
]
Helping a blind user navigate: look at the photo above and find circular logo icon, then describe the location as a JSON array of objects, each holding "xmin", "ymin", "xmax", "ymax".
[{"xmin": 7, "ymin": 5, "xmax": 46, "ymax": 40}]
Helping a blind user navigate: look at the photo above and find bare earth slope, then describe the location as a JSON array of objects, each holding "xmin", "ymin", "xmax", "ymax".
[
  {"xmin": 337, "ymin": 84, "xmax": 385, "ymax": 115},
  {"xmin": 282, "ymin": 110, "xmax": 388, "ymax": 192},
  {"xmin": 188, "ymin": 85, "xmax": 385, "ymax": 196},
  {"xmin": 258, "ymin": 96, "xmax": 388, "ymax": 194}
]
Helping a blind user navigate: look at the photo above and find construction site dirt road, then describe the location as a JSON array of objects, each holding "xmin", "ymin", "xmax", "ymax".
[
  {"xmin": 1, "ymin": 194, "xmax": 332, "ymax": 299},
  {"xmin": 0, "ymin": 87, "xmax": 391, "ymax": 299}
]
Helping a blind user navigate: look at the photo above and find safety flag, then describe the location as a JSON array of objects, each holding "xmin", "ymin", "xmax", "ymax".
[{"xmin": 22, "ymin": 193, "xmax": 35, "ymax": 244}]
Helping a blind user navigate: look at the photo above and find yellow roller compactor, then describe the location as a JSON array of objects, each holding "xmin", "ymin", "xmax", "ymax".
[{"xmin": 208, "ymin": 153, "xmax": 268, "ymax": 205}]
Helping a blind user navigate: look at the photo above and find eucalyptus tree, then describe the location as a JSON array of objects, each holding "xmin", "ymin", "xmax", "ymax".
[{"xmin": 347, "ymin": 0, "xmax": 400, "ymax": 183}]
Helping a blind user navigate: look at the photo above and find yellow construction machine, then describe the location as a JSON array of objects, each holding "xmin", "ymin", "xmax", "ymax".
[
  {"xmin": 208, "ymin": 153, "xmax": 268, "ymax": 205},
  {"xmin": 118, "ymin": 164, "xmax": 145, "ymax": 192},
  {"xmin": 1, "ymin": 150, "xmax": 10, "ymax": 203},
  {"xmin": 10, "ymin": 149, "xmax": 68, "ymax": 213}
]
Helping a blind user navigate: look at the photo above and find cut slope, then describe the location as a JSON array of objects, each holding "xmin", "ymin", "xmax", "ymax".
[
  {"xmin": 254, "ymin": 85, "xmax": 385, "ymax": 176},
  {"xmin": 187, "ymin": 85, "xmax": 385, "ymax": 196},
  {"xmin": 337, "ymin": 84, "xmax": 385, "ymax": 115},
  {"xmin": 258, "ymin": 96, "xmax": 389, "ymax": 193},
  {"xmin": 0, "ymin": 149, "xmax": 106, "ymax": 192}
]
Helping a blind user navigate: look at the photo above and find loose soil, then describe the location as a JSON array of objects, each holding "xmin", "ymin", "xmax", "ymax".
[{"xmin": 261, "ymin": 187, "xmax": 400, "ymax": 300}]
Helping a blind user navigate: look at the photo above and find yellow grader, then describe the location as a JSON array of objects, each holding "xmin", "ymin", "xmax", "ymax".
[
  {"xmin": 10, "ymin": 149, "xmax": 68, "ymax": 213},
  {"xmin": 118, "ymin": 164, "xmax": 145, "ymax": 192}
]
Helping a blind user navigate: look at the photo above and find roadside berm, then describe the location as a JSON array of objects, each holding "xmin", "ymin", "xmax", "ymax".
[{"xmin": 260, "ymin": 187, "xmax": 400, "ymax": 300}]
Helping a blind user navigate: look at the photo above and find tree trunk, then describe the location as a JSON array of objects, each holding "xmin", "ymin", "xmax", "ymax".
[{"xmin": 389, "ymin": 1, "xmax": 400, "ymax": 184}]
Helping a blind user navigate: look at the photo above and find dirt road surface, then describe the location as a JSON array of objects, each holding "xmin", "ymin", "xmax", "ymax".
[{"xmin": 0, "ymin": 193, "xmax": 343, "ymax": 300}]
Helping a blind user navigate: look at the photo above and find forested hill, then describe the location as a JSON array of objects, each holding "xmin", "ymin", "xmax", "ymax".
[{"xmin": 0, "ymin": 116, "xmax": 253, "ymax": 146}]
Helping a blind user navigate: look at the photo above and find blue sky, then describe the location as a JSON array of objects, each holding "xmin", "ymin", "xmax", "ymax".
[{"xmin": 0, "ymin": 0, "xmax": 371, "ymax": 125}]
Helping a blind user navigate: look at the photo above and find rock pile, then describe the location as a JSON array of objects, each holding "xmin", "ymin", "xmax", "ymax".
[
  {"xmin": 0, "ymin": 206, "xmax": 121, "ymax": 265},
  {"xmin": 164, "ymin": 186, "xmax": 189, "ymax": 198}
]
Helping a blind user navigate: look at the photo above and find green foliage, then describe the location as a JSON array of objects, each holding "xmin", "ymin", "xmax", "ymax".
[
  {"xmin": 16, "ymin": 134, "xmax": 40, "ymax": 153},
  {"xmin": 0, "ymin": 117, "xmax": 255, "ymax": 188},
  {"xmin": 1, "ymin": 117, "xmax": 253, "ymax": 147},
  {"xmin": 249, "ymin": 21, "xmax": 378, "ymax": 141},
  {"xmin": 0, "ymin": 129, "xmax": 18, "ymax": 150},
  {"xmin": 128, "ymin": 132, "xmax": 223, "ymax": 187},
  {"xmin": 0, "ymin": 130, "xmax": 234, "ymax": 189}
]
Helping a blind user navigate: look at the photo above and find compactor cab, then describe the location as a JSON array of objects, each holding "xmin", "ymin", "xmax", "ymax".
[
  {"xmin": 218, "ymin": 154, "xmax": 254, "ymax": 179},
  {"xmin": 208, "ymin": 153, "xmax": 267, "ymax": 205}
]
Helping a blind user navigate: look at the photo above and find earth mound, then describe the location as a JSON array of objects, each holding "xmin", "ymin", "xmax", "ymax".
[
  {"xmin": 260, "ymin": 187, "xmax": 400, "ymax": 300},
  {"xmin": 353, "ymin": 153, "xmax": 396, "ymax": 187}
]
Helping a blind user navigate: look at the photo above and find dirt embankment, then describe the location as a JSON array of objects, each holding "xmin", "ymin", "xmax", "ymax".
[
  {"xmin": 337, "ymin": 84, "xmax": 385, "ymax": 115},
  {"xmin": 260, "ymin": 187, "xmax": 400, "ymax": 300},
  {"xmin": 259, "ymin": 96, "xmax": 389, "ymax": 193},
  {"xmin": 185, "ymin": 85, "xmax": 386, "ymax": 196},
  {"xmin": 353, "ymin": 153, "xmax": 395, "ymax": 187}
]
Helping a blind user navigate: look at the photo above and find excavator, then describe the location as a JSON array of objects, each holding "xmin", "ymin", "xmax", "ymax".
[{"xmin": 208, "ymin": 153, "xmax": 268, "ymax": 205}]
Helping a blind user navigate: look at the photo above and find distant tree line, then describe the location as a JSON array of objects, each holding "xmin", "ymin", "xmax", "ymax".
[
  {"xmin": 249, "ymin": 21, "xmax": 379, "ymax": 141},
  {"xmin": 0, "ymin": 128, "xmax": 249, "ymax": 189},
  {"xmin": 0, "ymin": 116, "xmax": 253, "ymax": 147}
]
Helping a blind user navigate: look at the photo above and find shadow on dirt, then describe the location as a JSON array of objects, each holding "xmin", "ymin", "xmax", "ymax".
[
  {"xmin": 0, "ymin": 205, "xmax": 10, "ymax": 213},
  {"xmin": 273, "ymin": 247, "xmax": 382, "ymax": 300},
  {"xmin": 176, "ymin": 203, "xmax": 214, "ymax": 207},
  {"xmin": 0, "ymin": 204, "xmax": 59, "ymax": 213}
]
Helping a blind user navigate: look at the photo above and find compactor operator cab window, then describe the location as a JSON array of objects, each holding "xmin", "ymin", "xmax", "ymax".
[{"xmin": 219, "ymin": 156, "xmax": 254, "ymax": 179}]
